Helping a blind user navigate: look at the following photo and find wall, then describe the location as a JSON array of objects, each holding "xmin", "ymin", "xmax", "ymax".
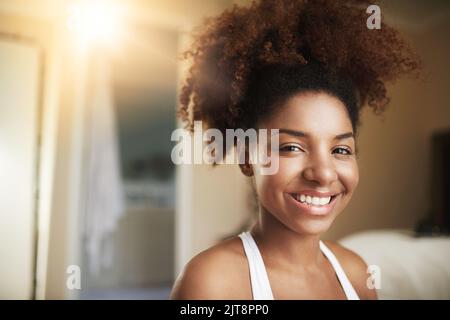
[
  {"xmin": 0, "ymin": 8, "xmax": 68, "ymax": 300},
  {"xmin": 0, "ymin": 0, "xmax": 97, "ymax": 299},
  {"xmin": 0, "ymin": 35, "xmax": 40, "ymax": 300}
]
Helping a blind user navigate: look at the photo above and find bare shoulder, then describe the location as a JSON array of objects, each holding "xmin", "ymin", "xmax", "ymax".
[
  {"xmin": 169, "ymin": 236, "xmax": 251, "ymax": 300},
  {"xmin": 323, "ymin": 240, "xmax": 378, "ymax": 300}
]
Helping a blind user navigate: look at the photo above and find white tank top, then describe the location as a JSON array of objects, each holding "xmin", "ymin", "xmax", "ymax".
[{"xmin": 238, "ymin": 231, "xmax": 360, "ymax": 300}]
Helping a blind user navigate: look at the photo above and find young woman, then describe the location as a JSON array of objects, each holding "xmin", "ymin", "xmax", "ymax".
[{"xmin": 170, "ymin": 0, "xmax": 420, "ymax": 300}]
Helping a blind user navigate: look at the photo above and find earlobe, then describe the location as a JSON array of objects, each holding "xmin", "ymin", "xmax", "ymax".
[
  {"xmin": 237, "ymin": 144, "xmax": 254, "ymax": 176},
  {"xmin": 239, "ymin": 163, "xmax": 254, "ymax": 177}
]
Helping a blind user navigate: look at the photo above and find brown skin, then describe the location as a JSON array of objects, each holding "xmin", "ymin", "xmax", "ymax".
[{"xmin": 170, "ymin": 92, "xmax": 377, "ymax": 300}]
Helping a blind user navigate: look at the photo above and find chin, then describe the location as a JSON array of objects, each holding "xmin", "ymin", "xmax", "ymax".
[{"xmin": 290, "ymin": 217, "xmax": 336, "ymax": 236}]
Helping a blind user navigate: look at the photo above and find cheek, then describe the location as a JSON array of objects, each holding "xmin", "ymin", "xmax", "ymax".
[
  {"xmin": 253, "ymin": 160, "xmax": 296, "ymax": 205},
  {"xmin": 339, "ymin": 161, "xmax": 359, "ymax": 195},
  {"xmin": 254, "ymin": 174, "xmax": 282, "ymax": 205}
]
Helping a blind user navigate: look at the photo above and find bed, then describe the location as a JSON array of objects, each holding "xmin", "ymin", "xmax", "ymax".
[{"xmin": 339, "ymin": 229, "xmax": 450, "ymax": 299}]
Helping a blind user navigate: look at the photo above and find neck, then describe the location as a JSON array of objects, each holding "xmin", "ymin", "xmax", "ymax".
[{"xmin": 250, "ymin": 205, "xmax": 324, "ymax": 269}]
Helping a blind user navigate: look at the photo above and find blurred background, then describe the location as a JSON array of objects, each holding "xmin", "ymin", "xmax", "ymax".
[{"xmin": 0, "ymin": 0, "xmax": 449, "ymax": 300}]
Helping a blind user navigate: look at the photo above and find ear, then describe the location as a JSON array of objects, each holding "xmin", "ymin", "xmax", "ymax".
[
  {"xmin": 239, "ymin": 163, "xmax": 254, "ymax": 177},
  {"xmin": 237, "ymin": 142, "xmax": 254, "ymax": 177}
]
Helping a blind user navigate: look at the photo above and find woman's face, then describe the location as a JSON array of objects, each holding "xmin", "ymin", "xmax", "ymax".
[{"xmin": 249, "ymin": 91, "xmax": 359, "ymax": 235}]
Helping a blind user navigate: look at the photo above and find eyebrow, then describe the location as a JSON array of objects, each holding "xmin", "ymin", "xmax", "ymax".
[{"xmin": 277, "ymin": 128, "xmax": 354, "ymax": 141}]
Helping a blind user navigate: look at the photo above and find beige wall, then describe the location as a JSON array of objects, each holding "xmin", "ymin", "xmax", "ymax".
[
  {"xmin": 0, "ymin": 1, "xmax": 102, "ymax": 299},
  {"xmin": 192, "ymin": 165, "xmax": 255, "ymax": 253},
  {"xmin": 0, "ymin": 9, "xmax": 71, "ymax": 300},
  {"xmin": 0, "ymin": 35, "xmax": 40, "ymax": 300}
]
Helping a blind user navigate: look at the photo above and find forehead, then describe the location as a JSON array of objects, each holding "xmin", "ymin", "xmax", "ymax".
[{"xmin": 260, "ymin": 92, "xmax": 353, "ymax": 136}]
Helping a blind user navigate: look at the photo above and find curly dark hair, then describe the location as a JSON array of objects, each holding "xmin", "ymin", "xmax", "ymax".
[{"xmin": 177, "ymin": 0, "xmax": 420, "ymax": 152}]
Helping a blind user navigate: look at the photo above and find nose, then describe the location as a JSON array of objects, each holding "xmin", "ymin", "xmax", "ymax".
[{"xmin": 302, "ymin": 151, "xmax": 337, "ymax": 186}]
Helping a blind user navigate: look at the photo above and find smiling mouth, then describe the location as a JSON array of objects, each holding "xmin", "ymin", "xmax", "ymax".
[{"xmin": 289, "ymin": 193, "xmax": 340, "ymax": 207}]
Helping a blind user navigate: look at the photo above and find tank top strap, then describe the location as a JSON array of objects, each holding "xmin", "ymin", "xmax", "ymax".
[
  {"xmin": 238, "ymin": 231, "xmax": 274, "ymax": 300},
  {"xmin": 238, "ymin": 231, "xmax": 360, "ymax": 300},
  {"xmin": 319, "ymin": 240, "xmax": 360, "ymax": 300}
]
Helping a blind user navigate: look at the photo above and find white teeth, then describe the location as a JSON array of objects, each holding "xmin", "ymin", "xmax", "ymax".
[
  {"xmin": 294, "ymin": 194, "xmax": 332, "ymax": 206},
  {"xmin": 306, "ymin": 195, "xmax": 312, "ymax": 204}
]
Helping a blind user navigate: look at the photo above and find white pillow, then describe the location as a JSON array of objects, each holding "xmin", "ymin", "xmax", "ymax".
[{"xmin": 339, "ymin": 229, "xmax": 450, "ymax": 300}]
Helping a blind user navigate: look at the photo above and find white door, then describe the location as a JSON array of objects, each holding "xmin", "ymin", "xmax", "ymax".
[{"xmin": 0, "ymin": 38, "xmax": 41, "ymax": 299}]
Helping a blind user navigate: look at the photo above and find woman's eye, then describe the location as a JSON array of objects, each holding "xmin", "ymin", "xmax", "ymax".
[
  {"xmin": 333, "ymin": 147, "xmax": 352, "ymax": 155},
  {"xmin": 280, "ymin": 145, "xmax": 302, "ymax": 152}
]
